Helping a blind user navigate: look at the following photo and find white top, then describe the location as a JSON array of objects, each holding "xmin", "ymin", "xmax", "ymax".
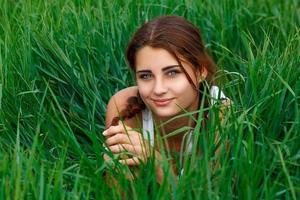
[{"xmin": 141, "ymin": 85, "xmax": 227, "ymax": 147}]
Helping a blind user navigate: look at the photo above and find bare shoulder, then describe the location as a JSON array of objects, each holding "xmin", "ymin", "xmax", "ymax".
[
  {"xmin": 105, "ymin": 86, "xmax": 140, "ymax": 128},
  {"xmin": 107, "ymin": 86, "xmax": 139, "ymax": 108}
]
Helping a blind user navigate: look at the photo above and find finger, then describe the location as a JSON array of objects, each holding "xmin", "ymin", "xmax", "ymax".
[
  {"xmin": 103, "ymin": 153, "xmax": 120, "ymax": 168},
  {"xmin": 105, "ymin": 133, "xmax": 130, "ymax": 146},
  {"xmin": 102, "ymin": 125, "xmax": 122, "ymax": 137},
  {"xmin": 118, "ymin": 121, "xmax": 132, "ymax": 130},
  {"xmin": 103, "ymin": 151, "xmax": 124, "ymax": 162},
  {"xmin": 103, "ymin": 124, "xmax": 133, "ymax": 137},
  {"xmin": 119, "ymin": 157, "xmax": 141, "ymax": 166},
  {"xmin": 103, "ymin": 153, "xmax": 112, "ymax": 162},
  {"xmin": 108, "ymin": 144, "xmax": 139, "ymax": 154},
  {"xmin": 105, "ymin": 131, "xmax": 141, "ymax": 146},
  {"xmin": 104, "ymin": 129, "xmax": 146, "ymax": 145},
  {"xmin": 117, "ymin": 123, "xmax": 134, "ymax": 134}
]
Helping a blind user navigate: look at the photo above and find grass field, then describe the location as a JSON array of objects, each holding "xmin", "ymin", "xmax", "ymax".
[{"xmin": 0, "ymin": 0, "xmax": 299, "ymax": 199}]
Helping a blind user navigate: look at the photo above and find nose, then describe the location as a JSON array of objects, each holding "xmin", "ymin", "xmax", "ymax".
[{"xmin": 153, "ymin": 77, "xmax": 167, "ymax": 96}]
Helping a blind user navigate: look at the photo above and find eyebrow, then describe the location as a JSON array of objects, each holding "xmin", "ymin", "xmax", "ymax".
[{"xmin": 136, "ymin": 65, "xmax": 180, "ymax": 73}]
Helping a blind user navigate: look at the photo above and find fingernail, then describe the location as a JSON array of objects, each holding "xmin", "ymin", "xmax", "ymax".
[{"xmin": 103, "ymin": 130, "xmax": 107, "ymax": 136}]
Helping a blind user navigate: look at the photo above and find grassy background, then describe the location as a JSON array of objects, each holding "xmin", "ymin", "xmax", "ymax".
[{"xmin": 0, "ymin": 0, "xmax": 299, "ymax": 199}]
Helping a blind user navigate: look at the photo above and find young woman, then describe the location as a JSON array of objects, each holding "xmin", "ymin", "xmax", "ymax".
[{"xmin": 103, "ymin": 15, "xmax": 229, "ymax": 183}]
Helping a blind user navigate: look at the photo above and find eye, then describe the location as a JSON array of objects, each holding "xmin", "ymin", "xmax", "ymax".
[
  {"xmin": 166, "ymin": 70, "xmax": 180, "ymax": 77},
  {"xmin": 138, "ymin": 73, "xmax": 152, "ymax": 80}
]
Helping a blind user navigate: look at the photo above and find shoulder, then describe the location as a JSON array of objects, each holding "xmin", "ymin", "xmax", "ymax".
[
  {"xmin": 105, "ymin": 86, "xmax": 141, "ymax": 128},
  {"xmin": 108, "ymin": 86, "xmax": 138, "ymax": 105}
]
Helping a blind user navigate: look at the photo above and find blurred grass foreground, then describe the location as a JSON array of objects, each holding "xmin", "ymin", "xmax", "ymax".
[{"xmin": 0, "ymin": 0, "xmax": 299, "ymax": 199}]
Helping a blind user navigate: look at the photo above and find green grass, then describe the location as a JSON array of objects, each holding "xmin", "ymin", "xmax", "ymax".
[{"xmin": 0, "ymin": 0, "xmax": 299, "ymax": 199}]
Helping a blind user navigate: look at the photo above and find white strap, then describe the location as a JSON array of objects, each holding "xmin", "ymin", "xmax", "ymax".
[
  {"xmin": 209, "ymin": 86, "xmax": 227, "ymax": 105},
  {"xmin": 142, "ymin": 108, "xmax": 154, "ymax": 146}
]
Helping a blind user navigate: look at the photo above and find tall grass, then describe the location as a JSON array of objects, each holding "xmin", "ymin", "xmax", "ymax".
[{"xmin": 0, "ymin": 0, "xmax": 299, "ymax": 199}]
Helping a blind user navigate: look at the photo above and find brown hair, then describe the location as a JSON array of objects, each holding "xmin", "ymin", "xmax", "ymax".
[{"xmin": 110, "ymin": 15, "xmax": 217, "ymax": 126}]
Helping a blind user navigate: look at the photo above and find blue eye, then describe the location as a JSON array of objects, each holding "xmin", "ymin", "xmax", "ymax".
[
  {"xmin": 139, "ymin": 73, "xmax": 152, "ymax": 80},
  {"xmin": 167, "ymin": 70, "xmax": 180, "ymax": 77}
]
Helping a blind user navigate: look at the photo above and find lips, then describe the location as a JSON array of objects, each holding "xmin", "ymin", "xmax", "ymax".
[{"xmin": 152, "ymin": 98, "xmax": 174, "ymax": 106}]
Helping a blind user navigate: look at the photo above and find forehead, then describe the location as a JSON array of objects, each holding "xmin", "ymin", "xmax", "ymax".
[{"xmin": 135, "ymin": 46, "xmax": 179, "ymax": 71}]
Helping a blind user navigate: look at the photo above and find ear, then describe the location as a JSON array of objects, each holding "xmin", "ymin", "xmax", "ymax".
[{"xmin": 197, "ymin": 66, "xmax": 208, "ymax": 83}]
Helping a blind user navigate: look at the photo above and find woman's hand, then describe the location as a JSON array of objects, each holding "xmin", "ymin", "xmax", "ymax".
[
  {"xmin": 102, "ymin": 122, "xmax": 166, "ymax": 184},
  {"xmin": 103, "ymin": 123, "xmax": 153, "ymax": 166}
]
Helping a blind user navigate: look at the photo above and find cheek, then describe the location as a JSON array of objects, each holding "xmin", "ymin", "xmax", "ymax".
[
  {"xmin": 171, "ymin": 78, "xmax": 197, "ymax": 96},
  {"xmin": 137, "ymin": 82, "xmax": 152, "ymax": 99}
]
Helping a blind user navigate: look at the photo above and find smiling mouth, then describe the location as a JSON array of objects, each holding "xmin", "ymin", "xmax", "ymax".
[{"xmin": 152, "ymin": 98, "xmax": 174, "ymax": 106}]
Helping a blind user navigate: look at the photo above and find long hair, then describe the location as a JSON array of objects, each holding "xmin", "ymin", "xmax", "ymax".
[{"xmin": 110, "ymin": 15, "xmax": 217, "ymax": 126}]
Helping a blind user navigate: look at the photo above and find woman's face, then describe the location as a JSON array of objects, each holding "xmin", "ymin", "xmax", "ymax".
[{"xmin": 135, "ymin": 46, "xmax": 206, "ymax": 119}]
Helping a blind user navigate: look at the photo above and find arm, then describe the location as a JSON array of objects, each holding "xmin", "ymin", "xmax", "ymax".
[{"xmin": 103, "ymin": 87, "xmax": 167, "ymax": 184}]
